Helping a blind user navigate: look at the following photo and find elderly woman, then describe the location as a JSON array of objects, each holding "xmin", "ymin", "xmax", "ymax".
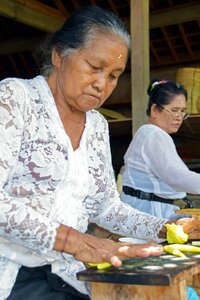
[{"xmin": 0, "ymin": 5, "xmax": 198, "ymax": 300}]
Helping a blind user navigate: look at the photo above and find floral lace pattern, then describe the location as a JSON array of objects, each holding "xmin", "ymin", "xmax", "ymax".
[{"xmin": 0, "ymin": 76, "xmax": 166, "ymax": 298}]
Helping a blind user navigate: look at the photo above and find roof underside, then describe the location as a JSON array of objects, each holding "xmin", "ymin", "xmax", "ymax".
[{"xmin": 0, "ymin": 0, "xmax": 200, "ymax": 80}]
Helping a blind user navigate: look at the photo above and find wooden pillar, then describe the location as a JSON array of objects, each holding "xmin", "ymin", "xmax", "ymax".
[{"xmin": 130, "ymin": 0, "xmax": 149, "ymax": 135}]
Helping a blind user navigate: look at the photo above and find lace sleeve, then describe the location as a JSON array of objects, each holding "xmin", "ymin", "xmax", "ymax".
[
  {"xmin": 0, "ymin": 79, "xmax": 58, "ymax": 253},
  {"xmin": 86, "ymin": 122, "xmax": 167, "ymax": 242},
  {"xmin": 143, "ymin": 129, "xmax": 200, "ymax": 194}
]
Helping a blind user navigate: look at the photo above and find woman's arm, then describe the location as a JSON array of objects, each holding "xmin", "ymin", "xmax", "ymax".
[
  {"xmin": 53, "ymin": 224, "xmax": 164, "ymax": 266},
  {"xmin": 86, "ymin": 121, "xmax": 167, "ymax": 242},
  {"xmin": 53, "ymin": 217, "xmax": 200, "ymax": 266},
  {"xmin": 143, "ymin": 129, "xmax": 200, "ymax": 194}
]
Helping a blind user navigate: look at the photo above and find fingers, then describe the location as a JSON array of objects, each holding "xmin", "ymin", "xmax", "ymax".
[
  {"xmin": 117, "ymin": 242, "xmax": 163, "ymax": 258},
  {"xmin": 106, "ymin": 255, "xmax": 122, "ymax": 267},
  {"xmin": 134, "ymin": 243, "xmax": 163, "ymax": 257},
  {"xmin": 103, "ymin": 242, "xmax": 163, "ymax": 267}
]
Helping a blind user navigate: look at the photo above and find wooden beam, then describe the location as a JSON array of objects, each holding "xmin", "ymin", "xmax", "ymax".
[
  {"xmin": 0, "ymin": 0, "xmax": 65, "ymax": 32},
  {"xmin": 150, "ymin": 41, "xmax": 161, "ymax": 64},
  {"xmin": 160, "ymin": 27, "xmax": 178, "ymax": 61},
  {"xmin": 178, "ymin": 24, "xmax": 194, "ymax": 58},
  {"xmin": 0, "ymin": 1, "xmax": 199, "ymax": 35},
  {"xmin": 123, "ymin": 3, "xmax": 200, "ymax": 32},
  {"xmin": 15, "ymin": 0, "xmax": 65, "ymax": 19},
  {"xmin": 53, "ymin": 0, "xmax": 69, "ymax": 17},
  {"xmin": 150, "ymin": 3, "xmax": 200, "ymax": 29},
  {"xmin": 151, "ymin": 55, "xmax": 200, "ymax": 68},
  {"xmin": 130, "ymin": 0, "xmax": 149, "ymax": 135}
]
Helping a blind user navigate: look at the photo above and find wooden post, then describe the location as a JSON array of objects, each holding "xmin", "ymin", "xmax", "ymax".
[{"xmin": 130, "ymin": 0, "xmax": 149, "ymax": 135}]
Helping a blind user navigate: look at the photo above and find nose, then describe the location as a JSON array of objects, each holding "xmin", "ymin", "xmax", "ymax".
[{"xmin": 92, "ymin": 74, "xmax": 106, "ymax": 93}]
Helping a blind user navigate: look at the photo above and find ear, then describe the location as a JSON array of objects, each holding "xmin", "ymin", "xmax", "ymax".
[
  {"xmin": 52, "ymin": 48, "xmax": 61, "ymax": 67},
  {"xmin": 151, "ymin": 103, "xmax": 159, "ymax": 118}
]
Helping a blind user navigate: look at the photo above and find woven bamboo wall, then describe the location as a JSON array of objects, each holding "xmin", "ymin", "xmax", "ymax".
[{"xmin": 176, "ymin": 68, "xmax": 200, "ymax": 114}]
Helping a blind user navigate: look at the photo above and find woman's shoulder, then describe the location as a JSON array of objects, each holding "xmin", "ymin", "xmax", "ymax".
[
  {"xmin": 0, "ymin": 76, "xmax": 39, "ymax": 96},
  {"xmin": 0, "ymin": 77, "xmax": 29, "ymax": 106},
  {"xmin": 0, "ymin": 75, "xmax": 44, "ymax": 90},
  {"xmin": 0, "ymin": 76, "xmax": 26, "ymax": 89},
  {"xmin": 135, "ymin": 124, "xmax": 171, "ymax": 144},
  {"xmin": 138, "ymin": 124, "xmax": 168, "ymax": 135},
  {"xmin": 137, "ymin": 124, "xmax": 162, "ymax": 135},
  {"xmin": 0, "ymin": 76, "xmax": 47, "ymax": 113},
  {"xmin": 0, "ymin": 76, "xmax": 48, "ymax": 103}
]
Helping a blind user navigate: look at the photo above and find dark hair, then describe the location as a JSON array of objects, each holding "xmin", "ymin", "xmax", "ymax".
[
  {"xmin": 35, "ymin": 5, "xmax": 131, "ymax": 77},
  {"xmin": 146, "ymin": 79, "xmax": 188, "ymax": 116}
]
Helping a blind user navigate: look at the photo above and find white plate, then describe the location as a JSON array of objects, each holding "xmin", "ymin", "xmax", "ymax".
[
  {"xmin": 191, "ymin": 241, "xmax": 200, "ymax": 246},
  {"xmin": 118, "ymin": 237, "xmax": 147, "ymax": 244}
]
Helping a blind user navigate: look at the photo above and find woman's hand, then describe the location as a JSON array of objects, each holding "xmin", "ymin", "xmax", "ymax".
[{"xmin": 54, "ymin": 225, "xmax": 163, "ymax": 267}]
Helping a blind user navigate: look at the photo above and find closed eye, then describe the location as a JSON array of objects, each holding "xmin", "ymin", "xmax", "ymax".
[
  {"xmin": 91, "ymin": 65, "xmax": 100, "ymax": 70},
  {"xmin": 86, "ymin": 61, "xmax": 100, "ymax": 71},
  {"xmin": 109, "ymin": 74, "xmax": 117, "ymax": 80},
  {"xmin": 171, "ymin": 109, "xmax": 186, "ymax": 113}
]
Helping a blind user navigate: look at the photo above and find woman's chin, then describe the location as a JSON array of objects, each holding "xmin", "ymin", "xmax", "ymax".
[{"xmin": 167, "ymin": 128, "xmax": 178, "ymax": 134}]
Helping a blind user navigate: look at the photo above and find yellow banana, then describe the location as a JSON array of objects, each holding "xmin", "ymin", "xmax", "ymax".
[
  {"xmin": 164, "ymin": 245, "xmax": 186, "ymax": 258},
  {"xmin": 165, "ymin": 223, "xmax": 188, "ymax": 244},
  {"xmin": 164, "ymin": 243, "xmax": 200, "ymax": 258},
  {"xmin": 88, "ymin": 262, "xmax": 112, "ymax": 269},
  {"xmin": 165, "ymin": 244, "xmax": 200, "ymax": 253}
]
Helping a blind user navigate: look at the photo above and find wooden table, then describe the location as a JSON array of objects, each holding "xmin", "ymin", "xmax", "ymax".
[
  {"xmin": 176, "ymin": 208, "xmax": 200, "ymax": 219},
  {"xmin": 77, "ymin": 253, "xmax": 200, "ymax": 300}
]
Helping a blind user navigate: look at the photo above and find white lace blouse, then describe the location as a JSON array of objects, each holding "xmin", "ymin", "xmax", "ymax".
[{"xmin": 0, "ymin": 76, "xmax": 166, "ymax": 299}]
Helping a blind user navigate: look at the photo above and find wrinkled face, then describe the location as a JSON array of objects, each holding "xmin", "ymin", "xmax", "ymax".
[
  {"xmin": 52, "ymin": 33, "xmax": 128, "ymax": 112},
  {"xmin": 151, "ymin": 94, "xmax": 187, "ymax": 134}
]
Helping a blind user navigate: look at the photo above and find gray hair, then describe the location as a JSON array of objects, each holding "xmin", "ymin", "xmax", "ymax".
[{"xmin": 35, "ymin": 5, "xmax": 131, "ymax": 77}]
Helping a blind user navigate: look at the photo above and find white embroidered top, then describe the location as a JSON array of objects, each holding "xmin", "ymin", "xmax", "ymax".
[
  {"xmin": 0, "ymin": 76, "xmax": 166, "ymax": 299},
  {"xmin": 121, "ymin": 124, "xmax": 200, "ymax": 219}
]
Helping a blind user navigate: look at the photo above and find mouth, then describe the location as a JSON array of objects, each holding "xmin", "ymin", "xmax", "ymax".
[
  {"xmin": 173, "ymin": 123, "xmax": 182, "ymax": 128},
  {"xmin": 86, "ymin": 94, "xmax": 101, "ymax": 107},
  {"xmin": 174, "ymin": 123, "xmax": 182, "ymax": 126},
  {"xmin": 87, "ymin": 94, "xmax": 100, "ymax": 101}
]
